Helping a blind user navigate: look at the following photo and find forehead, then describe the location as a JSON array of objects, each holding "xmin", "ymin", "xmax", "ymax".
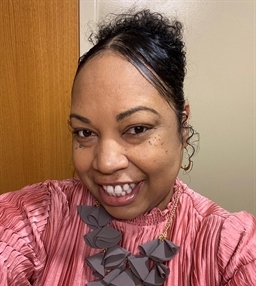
[
  {"xmin": 71, "ymin": 51, "xmax": 169, "ymax": 112},
  {"xmin": 74, "ymin": 52, "xmax": 151, "ymax": 91}
]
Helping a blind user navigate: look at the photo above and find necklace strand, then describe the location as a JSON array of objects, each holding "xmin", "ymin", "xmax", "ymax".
[{"xmin": 158, "ymin": 188, "xmax": 181, "ymax": 240}]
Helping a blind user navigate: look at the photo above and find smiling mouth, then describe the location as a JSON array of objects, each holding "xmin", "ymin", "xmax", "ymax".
[{"xmin": 102, "ymin": 183, "xmax": 136, "ymax": 197}]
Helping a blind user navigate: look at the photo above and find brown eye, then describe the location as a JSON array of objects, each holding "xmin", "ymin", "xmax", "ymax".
[
  {"xmin": 72, "ymin": 128, "xmax": 98, "ymax": 147},
  {"xmin": 78, "ymin": 130, "xmax": 92, "ymax": 137},
  {"xmin": 134, "ymin": 126, "xmax": 146, "ymax": 134},
  {"xmin": 126, "ymin": 126, "xmax": 150, "ymax": 135},
  {"xmin": 72, "ymin": 129, "xmax": 96, "ymax": 138}
]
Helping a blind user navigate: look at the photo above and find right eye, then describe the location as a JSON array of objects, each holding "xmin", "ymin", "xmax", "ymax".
[
  {"xmin": 75, "ymin": 129, "xmax": 93, "ymax": 138},
  {"xmin": 72, "ymin": 128, "xmax": 97, "ymax": 140},
  {"xmin": 71, "ymin": 128, "xmax": 98, "ymax": 147}
]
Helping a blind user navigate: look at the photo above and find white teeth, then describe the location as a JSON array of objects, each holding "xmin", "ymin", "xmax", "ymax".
[
  {"xmin": 126, "ymin": 188, "xmax": 132, "ymax": 194},
  {"xmin": 106, "ymin": 186, "xmax": 114, "ymax": 195},
  {"xmin": 114, "ymin": 185, "xmax": 122, "ymax": 196},
  {"xmin": 123, "ymin": 184, "xmax": 129, "ymax": 191},
  {"xmin": 102, "ymin": 183, "xmax": 136, "ymax": 197}
]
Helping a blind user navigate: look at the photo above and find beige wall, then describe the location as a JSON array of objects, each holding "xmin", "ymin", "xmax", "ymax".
[{"xmin": 80, "ymin": 0, "xmax": 255, "ymax": 216}]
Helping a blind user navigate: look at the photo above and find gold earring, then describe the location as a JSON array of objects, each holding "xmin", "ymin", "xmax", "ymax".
[
  {"xmin": 181, "ymin": 159, "xmax": 192, "ymax": 171},
  {"xmin": 181, "ymin": 147, "xmax": 193, "ymax": 172}
]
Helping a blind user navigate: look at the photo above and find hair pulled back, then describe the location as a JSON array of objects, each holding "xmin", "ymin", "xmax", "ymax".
[{"xmin": 74, "ymin": 9, "xmax": 198, "ymax": 170}]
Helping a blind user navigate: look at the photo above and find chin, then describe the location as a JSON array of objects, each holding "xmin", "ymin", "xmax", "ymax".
[{"xmin": 103, "ymin": 205, "xmax": 143, "ymax": 220}]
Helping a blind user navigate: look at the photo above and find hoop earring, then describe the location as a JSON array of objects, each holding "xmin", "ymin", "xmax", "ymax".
[
  {"xmin": 181, "ymin": 147, "xmax": 193, "ymax": 172},
  {"xmin": 180, "ymin": 159, "xmax": 192, "ymax": 171}
]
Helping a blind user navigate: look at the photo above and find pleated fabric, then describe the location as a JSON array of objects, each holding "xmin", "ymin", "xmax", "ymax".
[{"xmin": 0, "ymin": 178, "xmax": 255, "ymax": 286}]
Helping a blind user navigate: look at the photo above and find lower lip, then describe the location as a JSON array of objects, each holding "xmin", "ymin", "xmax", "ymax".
[{"xmin": 99, "ymin": 182, "xmax": 142, "ymax": 207}]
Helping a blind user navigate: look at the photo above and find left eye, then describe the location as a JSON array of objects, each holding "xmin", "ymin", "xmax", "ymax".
[
  {"xmin": 125, "ymin": 126, "xmax": 150, "ymax": 135},
  {"xmin": 77, "ymin": 129, "xmax": 92, "ymax": 137}
]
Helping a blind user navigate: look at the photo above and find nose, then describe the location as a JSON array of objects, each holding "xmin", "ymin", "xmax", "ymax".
[{"xmin": 92, "ymin": 139, "xmax": 129, "ymax": 174}]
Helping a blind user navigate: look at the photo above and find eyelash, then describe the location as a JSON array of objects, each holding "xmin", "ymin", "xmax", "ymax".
[
  {"xmin": 72, "ymin": 129, "xmax": 96, "ymax": 138},
  {"xmin": 125, "ymin": 125, "xmax": 152, "ymax": 135},
  {"xmin": 71, "ymin": 125, "xmax": 153, "ymax": 143}
]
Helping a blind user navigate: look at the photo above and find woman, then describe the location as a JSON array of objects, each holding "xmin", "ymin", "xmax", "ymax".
[{"xmin": 0, "ymin": 10, "xmax": 255, "ymax": 286}]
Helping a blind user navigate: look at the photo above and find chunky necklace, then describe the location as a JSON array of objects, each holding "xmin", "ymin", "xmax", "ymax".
[{"xmin": 77, "ymin": 188, "xmax": 181, "ymax": 286}]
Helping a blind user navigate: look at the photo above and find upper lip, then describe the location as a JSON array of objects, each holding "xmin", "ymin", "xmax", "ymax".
[
  {"xmin": 94, "ymin": 179, "xmax": 143, "ymax": 187},
  {"xmin": 95, "ymin": 181, "xmax": 140, "ymax": 186}
]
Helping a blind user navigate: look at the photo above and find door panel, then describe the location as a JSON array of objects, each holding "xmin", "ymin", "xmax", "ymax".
[{"xmin": 0, "ymin": 0, "xmax": 78, "ymax": 193}]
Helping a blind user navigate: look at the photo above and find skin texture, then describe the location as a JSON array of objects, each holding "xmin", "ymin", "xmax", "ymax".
[{"xmin": 70, "ymin": 51, "xmax": 187, "ymax": 220}]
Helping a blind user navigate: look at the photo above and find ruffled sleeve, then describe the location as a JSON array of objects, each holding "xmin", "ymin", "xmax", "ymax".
[
  {"xmin": 0, "ymin": 183, "xmax": 51, "ymax": 285},
  {"xmin": 218, "ymin": 211, "xmax": 256, "ymax": 285}
]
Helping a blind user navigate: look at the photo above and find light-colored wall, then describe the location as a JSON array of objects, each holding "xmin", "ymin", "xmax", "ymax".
[{"xmin": 80, "ymin": 0, "xmax": 256, "ymax": 216}]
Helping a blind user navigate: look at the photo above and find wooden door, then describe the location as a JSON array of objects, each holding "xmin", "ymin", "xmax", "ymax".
[{"xmin": 0, "ymin": 0, "xmax": 78, "ymax": 193}]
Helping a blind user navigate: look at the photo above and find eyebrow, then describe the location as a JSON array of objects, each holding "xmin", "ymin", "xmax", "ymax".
[
  {"xmin": 69, "ymin": 106, "xmax": 160, "ymax": 124},
  {"xmin": 69, "ymin": 113, "xmax": 91, "ymax": 124},
  {"xmin": 116, "ymin": 106, "xmax": 160, "ymax": 121}
]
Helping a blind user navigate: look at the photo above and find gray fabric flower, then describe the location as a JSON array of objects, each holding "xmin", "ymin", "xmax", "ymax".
[
  {"xmin": 103, "ymin": 245, "xmax": 130, "ymax": 269},
  {"xmin": 77, "ymin": 205, "xmax": 112, "ymax": 229},
  {"xmin": 144, "ymin": 263, "xmax": 170, "ymax": 286},
  {"xmin": 108, "ymin": 269, "xmax": 141, "ymax": 286},
  {"xmin": 86, "ymin": 252, "xmax": 105, "ymax": 278},
  {"xmin": 77, "ymin": 204, "xmax": 180, "ymax": 286},
  {"xmin": 128, "ymin": 256, "xmax": 149, "ymax": 280},
  {"xmin": 102, "ymin": 268, "xmax": 124, "ymax": 284},
  {"xmin": 139, "ymin": 239, "xmax": 179, "ymax": 262},
  {"xmin": 85, "ymin": 226, "xmax": 122, "ymax": 249}
]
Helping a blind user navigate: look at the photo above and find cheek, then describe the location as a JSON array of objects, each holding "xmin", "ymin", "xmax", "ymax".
[
  {"xmin": 142, "ymin": 134, "xmax": 183, "ymax": 168},
  {"xmin": 72, "ymin": 147, "xmax": 92, "ymax": 174},
  {"xmin": 130, "ymin": 138, "xmax": 161, "ymax": 162}
]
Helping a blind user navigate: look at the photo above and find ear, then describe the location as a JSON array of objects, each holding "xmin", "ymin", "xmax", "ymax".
[{"xmin": 181, "ymin": 101, "xmax": 190, "ymax": 146}]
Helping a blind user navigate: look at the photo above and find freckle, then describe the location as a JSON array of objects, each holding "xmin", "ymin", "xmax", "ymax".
[{"xmin": 165, "ymin": 150, "xmax": 168, "ymax": 153}]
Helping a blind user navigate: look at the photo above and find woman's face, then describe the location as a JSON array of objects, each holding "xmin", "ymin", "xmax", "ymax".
[{"xmin": 70, "ymin": 52, "xmax": 185, "ymax": 219}]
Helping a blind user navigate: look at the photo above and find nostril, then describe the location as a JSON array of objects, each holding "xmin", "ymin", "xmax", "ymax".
[{"xmin": 92, "ymin": 146, "xmax": 129, "ymax": 174}]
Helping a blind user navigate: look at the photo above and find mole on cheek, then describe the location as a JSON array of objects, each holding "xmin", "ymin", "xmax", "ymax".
[{"xmin": 75, "ymin": 144, "xmax": 85, "ymax": 150}]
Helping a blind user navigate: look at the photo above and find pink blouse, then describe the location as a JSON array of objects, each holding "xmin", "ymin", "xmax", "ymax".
[{"xmin": 0, "ymin": 178, "xmax": 255, "ymax": 285}]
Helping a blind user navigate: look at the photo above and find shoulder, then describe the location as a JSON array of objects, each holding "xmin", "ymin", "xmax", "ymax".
[
  {"xmin": 177, "ymin": 179, "xmax": 256, "ymax": 284},
  {"xmin": 177, "ymin": 179, "xmax": 230, "ymax": 218},
  {"xmin": 0, "ymin": 178, "xmax": 92, "ymax": 230},
  {"xmin": 0, "ymin": 178, "xmax": 91, "ymax": 284},
  {"xmin": 0, "ymin": 178, "xmax": 88, "ymax": 210},
  {"xmin": 178, "ymin": 180, "xmax": 256, "ymax": 243},
  {"xmin": 218, "ymin": 211, "xmax": 256, "ymax": 285}
]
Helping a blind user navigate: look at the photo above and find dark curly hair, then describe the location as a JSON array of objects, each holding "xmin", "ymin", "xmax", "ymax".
[{"xmin": 74, "ymin": 9, "xmax": 198, "ymax": 170}]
